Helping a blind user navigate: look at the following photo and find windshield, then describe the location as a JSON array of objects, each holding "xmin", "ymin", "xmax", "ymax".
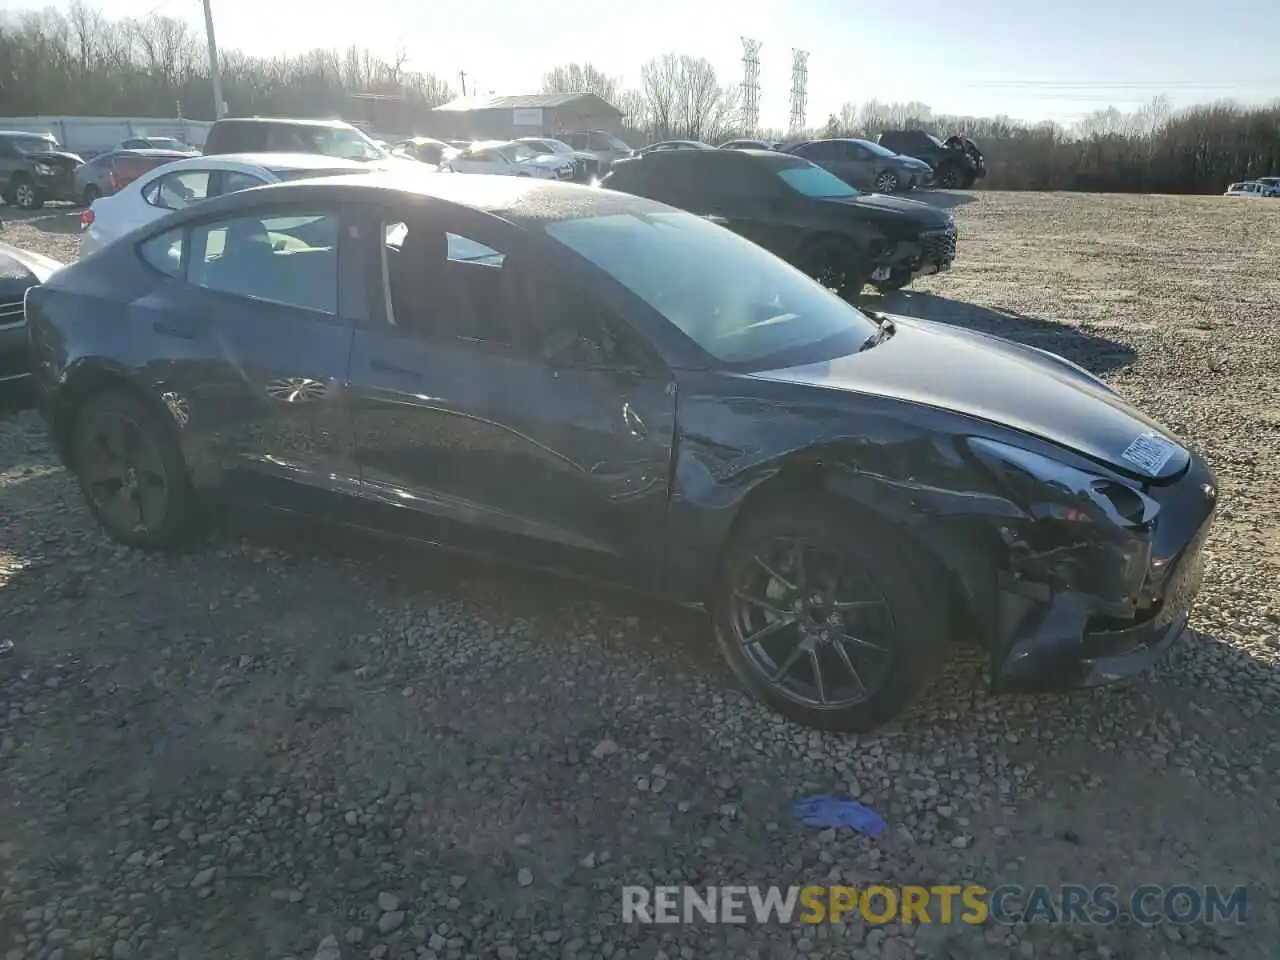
[
  {"xmin": 777, "ymin": 162, "xmax": 859, "ymax": 198},
  {"xmin": 539, "ymin": 140, "xmax": 573, "ymax": 153},
  {"xmin": 499, "ymin": 143, "xmax": 536, "ymax": 162},
  {"xmin": 855, "ymin": 138, "xmax": 899, "ymax": 158},
  {"xmin": 544, "ymin": 211, "xmax": 879, "ymax": 367},
  {"xmin": 604, "ymin": 134, "xmax": 631, "ymax": 151},
  {"xmin": 9, "ymin": 135, "xmax": 59, "ymax": 155},
  {"xmin": 312, "ymin": 127, "xmax": 387, "ymax": 162},
  {"xmin": 927, "ymin": 134, "xmax": 945, "ymax": 147}
]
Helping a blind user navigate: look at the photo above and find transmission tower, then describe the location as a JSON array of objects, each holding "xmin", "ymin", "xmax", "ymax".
[
  {"xmin": 788, "ymin": 49, "xmax": 809, "ymax": 134},
  {"xmin": 740, "ymin": 37, "xmax": 762, "ymax": 136}
]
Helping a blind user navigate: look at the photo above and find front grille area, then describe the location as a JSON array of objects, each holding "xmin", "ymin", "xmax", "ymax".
[
  {"xmin": 0, "ymin": 298, "xmax": 24, "ymax": 330},
  {"xmin": 920, "ymin": 229, "xmax": 958, "ymax": 264}
]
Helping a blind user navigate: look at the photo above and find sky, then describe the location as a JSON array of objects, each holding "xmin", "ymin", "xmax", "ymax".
[{"xmin": 4, "ymin": 0, "xmax": 1278, "ymax": 129}]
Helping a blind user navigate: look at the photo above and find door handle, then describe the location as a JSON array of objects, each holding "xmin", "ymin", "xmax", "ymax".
[
  {"xmin": 622, "ymin": 402, "xmax": 647, "ymax": 438},
  {"xmin": 152, "ymin": 319, "xmax": 197, "ymax": 340}
]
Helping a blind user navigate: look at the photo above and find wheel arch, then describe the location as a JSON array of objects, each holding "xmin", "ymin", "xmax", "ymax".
[
  {"xmin": 51, "ymin": 361, "xmax": 175, "ymax": 465},
  {"xmin": 676, "ymin": 452, "xmax": 996, "ymax": 645}
]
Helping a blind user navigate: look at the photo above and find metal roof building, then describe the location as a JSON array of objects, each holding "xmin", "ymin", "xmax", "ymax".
[{"xmin": 425, "ymin": 93, "xmax": 623, "ymax": 140}]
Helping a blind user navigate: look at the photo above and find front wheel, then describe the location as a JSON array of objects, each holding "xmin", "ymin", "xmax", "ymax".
[
  {"xmin": 874, "ymin": 269, "xmax": 912, "ymax": 294},
  {"xmin": 937, "ymin": 166, "xmax": 962, "ymax": 189},
  {"xmin": 82, "ymin": 184, "xmax": 100, "ymax": 206},
  {"xmin": 711, "ymin": 497, "xmax": 948, "ymax": 731},
  {"xmin": 875, "ymin": 170, "xmax": 900, "ymax": 193},
  {"xmin": 801, "ymin": 236, "xmax": 866, "ymax": 301},
  {"xmin": 70, "ymin": 390, "xmax": 204, "ymax": 550},
  {"xmin": 12, "ymin": 176, "xmax": 43, "ymax": 210}
]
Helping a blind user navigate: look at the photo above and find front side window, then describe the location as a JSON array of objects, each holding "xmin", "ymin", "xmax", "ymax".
[
  {"xmin": 498, "ymin": 144, "xmax": 535, "ymax": 163},
  {"xmin": 187, "ymin": 212, "xmax": 339, "ymax": 314},
  {"xmin": 545, "ymin": 211, "xmax": 879, "ymax": 368},
  {"xmin": 379, "ymin": 218, "xmax": 626, "ymax": 366},
  {"xmin": 145, "ymin": 170, "xmax": 211, "ymax": 210}
]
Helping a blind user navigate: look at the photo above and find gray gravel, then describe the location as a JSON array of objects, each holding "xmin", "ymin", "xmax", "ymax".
[{"xmin": 1, "ymin": 195, "xmax": 1278, "ymax": 959}]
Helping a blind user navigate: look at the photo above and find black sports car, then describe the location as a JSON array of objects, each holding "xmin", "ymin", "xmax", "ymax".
[
  {"xmin": 25, "ymin": 175, "xmax": 1217, "ymax": 731},
  {"xmin": 603, "ymin": 148, "xmax": 956, "ymax": 295}
]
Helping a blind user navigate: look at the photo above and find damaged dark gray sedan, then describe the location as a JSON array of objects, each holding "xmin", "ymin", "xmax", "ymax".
[{"xmin": 24, "ymin": 175, "xmax": 1216, "ymax": 731}]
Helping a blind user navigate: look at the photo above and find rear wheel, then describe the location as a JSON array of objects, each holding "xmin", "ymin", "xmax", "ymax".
[
  {"xmin": 711, "ymin": 497, "xmax": 948, "ymax": 731},
  {"xmin": 875, "ymin": 170, "xmax": 900, "ymax": 193},
  {"xmin": 81, "ymin": 184, "xmax": 100, "ymax": 206},
  {"xmin": 69, "ymin": 390, "xmax": 204, "ymax": 550},
  {"xmin": 801, "ymin": 236, "xmax": 866, "ymax": 301}
]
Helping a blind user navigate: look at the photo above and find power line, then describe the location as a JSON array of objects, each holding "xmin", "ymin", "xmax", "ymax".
[
  {"xmin": 740, "ymin": 38, "xmax": 762, "ymax": 136},
  {"xmin": 788, "ymin": 49, "xmax": 808, "ymax": 134}
]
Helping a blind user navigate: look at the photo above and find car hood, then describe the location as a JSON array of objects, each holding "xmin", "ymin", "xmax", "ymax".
[
  {"xmin": 821, "ymin": 192, "xmax": 954, "ymax": 230},
  {"xmin": 27, "ymin": 150, "xmax": 83, "ymax": 167},
  {"xmin": 0, "ymin": 240, "xmax": 64, "ymax": 282},
  {"xmin": 753, "ymin": 313, "xmax": 1190, "ymax": 482},
  {"xmin": 894, "ymin": 156, "xmax": 932, "ymax": 171},
  {"xmin": 522, "ymin": 154, "xmax": 573, "ymax": 169}
]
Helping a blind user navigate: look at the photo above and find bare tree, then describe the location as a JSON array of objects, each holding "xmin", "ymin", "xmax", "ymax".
[
  {"xmin": 541, "ymin": 62, "xmax": 621, "ymax": 106},
  {"xmin": 638, "ymin": 53, "xmax": 739, "ymax": 143}
]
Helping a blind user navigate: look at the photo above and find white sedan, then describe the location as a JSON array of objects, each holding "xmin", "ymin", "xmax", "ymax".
[
  {"xmin": 79, "ymin": 153, "xmax": 371, "ymax": 257},
  {"xmin": 1224, "ymin": 181, "xmax": 1279, "ymax": 198},
  {"xmin": 440, "ymin": 141, "xmax": 574, "ymax": 180}
]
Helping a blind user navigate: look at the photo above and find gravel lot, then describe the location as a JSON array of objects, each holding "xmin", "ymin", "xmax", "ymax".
[{"xmin": 1, "ymin": 193, "xmax": 1278, "ymax": 960}]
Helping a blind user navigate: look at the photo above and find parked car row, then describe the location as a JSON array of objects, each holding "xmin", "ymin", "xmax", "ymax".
[
  {"xmin": 1224, "ymin": 178, "xmax": 1280, "ymax": 197},
  {"xmin": 14, "ymin": 171, "xmax": 1218, "ymax": 733}
]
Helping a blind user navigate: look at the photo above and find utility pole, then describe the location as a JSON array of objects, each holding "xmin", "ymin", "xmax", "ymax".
[
  {"xmin": 201, "ymin": 0, "xmax": 226, "ymax": 118},
  {"xmin": 458, "ymin": 70, "xmax": 468, "ymax": 97}
]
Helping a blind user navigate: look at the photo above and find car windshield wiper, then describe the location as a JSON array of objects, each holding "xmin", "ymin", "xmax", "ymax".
[{"xmin": 859, "ymin": 314, "xmax": 896, "ymax": 352}]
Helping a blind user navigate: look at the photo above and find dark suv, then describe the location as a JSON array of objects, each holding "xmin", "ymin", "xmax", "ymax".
[
  {"xmin": 877, "ymin": 130, "xmax": 986, "ymax": 189},
  {"xmin": 202, "ymin": 117, "xmax": 391, "ymax": 162},
  {"xmin": 0, "ymin": 131, "xmax": 84, "ymax": 210},
  {"xmin": 602, "ymin": 148, "xmax": 958, "ymax": 296}
]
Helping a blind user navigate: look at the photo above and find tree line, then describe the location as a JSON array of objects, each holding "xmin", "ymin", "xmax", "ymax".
[{"xmin": 2, "ymin": 3, "xmax": 1278, "ymax": 194}]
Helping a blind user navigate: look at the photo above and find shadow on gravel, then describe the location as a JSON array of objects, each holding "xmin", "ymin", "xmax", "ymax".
[
  {"xmin": 870, "ymin": 289, "xmax": 1138, "ymax": 375},
  {"xmin": 2, "ymin": 208, "xmax": 82, "ymax": 236},
  {"xmin": 906, "ymin": 189, "xmax": 976, "ymax": 209}
]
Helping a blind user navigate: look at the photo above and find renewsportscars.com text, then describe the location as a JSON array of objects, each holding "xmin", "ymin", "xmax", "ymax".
[{"xmin": 622, "ymin": 885, "xmax": 1248, "ymax": 926}]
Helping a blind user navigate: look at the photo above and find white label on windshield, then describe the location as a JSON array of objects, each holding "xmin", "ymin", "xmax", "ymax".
[{"xmin": 1121, "ymin": 432, "xmax": 1177, "ymax": 475}]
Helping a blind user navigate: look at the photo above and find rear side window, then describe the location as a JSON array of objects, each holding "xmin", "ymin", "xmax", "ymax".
[
  {"xmin": 220, "ymin": 170, "xmax": 268, "ymax": 194},
  {"xmin": 138, "ymin": 228, "xmax": 183, "ymax": 277},
  {"xmin": 187, "ymin": 212, "xmax": 339, "ymax": 314},
  {"xmin": 142, "ymin": 170, "xmax": 211, "ymax": 211}
]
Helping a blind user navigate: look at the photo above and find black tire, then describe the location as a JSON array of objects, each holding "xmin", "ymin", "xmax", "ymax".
[
  {"xmin": 874, "ymin": 170, "xmax": 900, "ymax": 193},
  {"xmin": 11, "ymin": 175, "xmax": 43, "ymax": 210},
  {"xmin": 69, "ymin": 389, "xmax": 204, "ymax": 550},
  {"xmin": 711, "ymin": 496, "xmax": 949, "ymax": 731},
  {"xmin": 801, "ymin": 235, "xmax": 866, "ymax": 301},
  {"xmin": 937, "ymin": 166, "xmax": 963, "ymax": 189},
  {"xmin": 960, "ymin": 172, "xmax": 976, "ymax": 189},
  {"xmin": 874, "ymin": 269, "xmax": 912, "ymax": 294},
  {"xmin": 82, "ymin": 184, "xmax": 100, "ymax": 207}
]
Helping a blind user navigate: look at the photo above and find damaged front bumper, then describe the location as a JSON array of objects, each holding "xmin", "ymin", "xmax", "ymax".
[
  {"xmin": 872, "ymin": 228, "xmax": 958, "ymax": 283},
  {"xmin": 989, "ymin": 450, "xmax": 1217, "ymax": 692}
]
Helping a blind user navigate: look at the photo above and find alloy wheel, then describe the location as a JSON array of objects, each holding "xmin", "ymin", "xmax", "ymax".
[
  {"xmin": 728, "ymin": 535, "xmax": 895, "ymax": 708},
  {"xmin": 876, "ymin": 172, "xmax": 898, "ymax": 193},
  {"xmin": 74, "ymin": 411, "xmax": 171, "ymax": 537},
  {"xmin": 14, "ymin": 182, "xmax": 36, "ymax": 209}
]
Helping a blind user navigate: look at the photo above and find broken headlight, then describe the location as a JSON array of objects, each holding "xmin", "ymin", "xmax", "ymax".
[{"xmin": 967, "ymin": 438, "xmax": 1156, "ymax": 529}]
